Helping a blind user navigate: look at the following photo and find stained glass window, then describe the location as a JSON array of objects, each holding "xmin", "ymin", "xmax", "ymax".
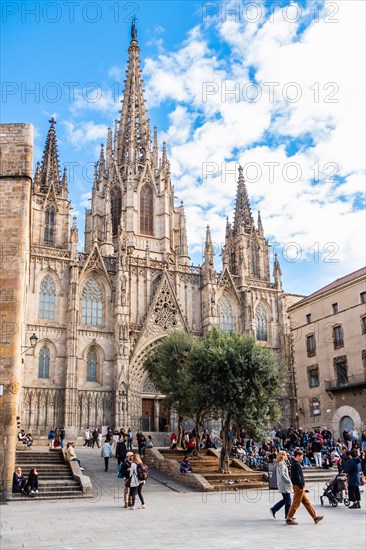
[
  {"xmin": 39, "ymin": 275, "xmax": 56, "ymax": 320},
  {"xmin": 218, "ymin": 296, "xmax": 233, "ymax": 333},
  {"xmin": 38, "ymin": 346, "xmax": 50, "ymax": 378},
  {"xmin": 44, "ymin": 204, "xmax": 56, "ymax": 245},
  {"xmin": 82, "ymin": 279, "xmax": 103, "ymax": 326},
  {"xmin": 255, "ymin": 304, "xmax": 267, "ymax": 341},
  {"xmin": 87, "ymin": 350, "xmax": 97, "ymax": 382},
  {"xmin": 140, "ymin": 184, "xmax": 153, "ymax": 235}
]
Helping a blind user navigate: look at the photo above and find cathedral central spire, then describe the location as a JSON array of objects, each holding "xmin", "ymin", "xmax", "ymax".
[
  {"xmin": 39, "ymin": 117, "xmax": 61, "ymax": 192},
  {"xmin": 233, "ymin": 165, "xmax": 253, "ymax": 234},
  {"xmin": 116, "ymin": 19, "xmax": 150, "ymax": 168}
]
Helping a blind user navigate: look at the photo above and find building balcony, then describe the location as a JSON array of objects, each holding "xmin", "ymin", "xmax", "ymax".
[{"xmin": 325, "ymin": 373, "xmax": 366, "ymax": 392}]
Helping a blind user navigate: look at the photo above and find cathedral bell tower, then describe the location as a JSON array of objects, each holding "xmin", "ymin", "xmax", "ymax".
[{"xmin": 32, "ymin": 118, "xmax": 70, "ymax": 249}]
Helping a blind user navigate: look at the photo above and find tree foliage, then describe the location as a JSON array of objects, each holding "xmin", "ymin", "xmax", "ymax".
[{"xmin": 144, "ymin": 327, "xmax": 287, "ymax": 471}]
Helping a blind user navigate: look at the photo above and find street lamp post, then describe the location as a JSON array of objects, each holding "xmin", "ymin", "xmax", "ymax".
[{"xmin": 21, "ymin": 333, "xmax": 38, "ymax": 355}]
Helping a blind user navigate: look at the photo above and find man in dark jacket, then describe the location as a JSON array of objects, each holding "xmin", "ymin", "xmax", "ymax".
[
  {"xmin": 286, "ymin": 450, "xmax": 324, "ymax": 525},
  {"xmin": 115, "ymin": 439, "xmax": 127, "ymax": 465},
  {"xmin": 119, "ymin": 452, "xmax": 133, "ymax": 508}
]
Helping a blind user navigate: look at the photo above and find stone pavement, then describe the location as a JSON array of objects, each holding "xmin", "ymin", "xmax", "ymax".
[{"xmin": 1, "ymin": 446, "xmax": 365, "ymax": 550}]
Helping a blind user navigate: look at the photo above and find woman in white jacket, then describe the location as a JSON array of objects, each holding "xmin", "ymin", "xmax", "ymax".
[
  {"xmin": 129, "ymin": 453, "xmax": 146, "ymax": 510},
  {"xmin": 270, "ymin": 451, "xmax": 293, "ymax": 519}
]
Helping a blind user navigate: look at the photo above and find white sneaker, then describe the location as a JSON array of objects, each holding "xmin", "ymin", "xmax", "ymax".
[
  {"xmin": 80, "ymin": 467, "xmax": 85, "ymax": 471},
  {"xmin": 129, "ymin": 506, "xmax": 135, "ymax": 510}
]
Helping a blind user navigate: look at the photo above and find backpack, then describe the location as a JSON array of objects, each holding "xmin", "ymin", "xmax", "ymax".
[{"xmin": 136, "ymin": 463, "xmax": 149, "ymax": 481}]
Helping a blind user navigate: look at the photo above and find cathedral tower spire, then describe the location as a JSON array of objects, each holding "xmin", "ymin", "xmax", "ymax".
[
  {"xmin": 204, "ymin": 225, "xmax": 214, "ymax": 267},
  {"xmin": 39, "ymin": 117, "xmax": 61, "ymax": 192},
  {"xmin": 233, "ymin": 165, "xmax": 253, "ymax": 234},
  {"xmin": 257, "ymin": 210, "xmax": 264, "ymax": 237},
  {"xmin": 116, "ymin": 19, "xmax": 150, "ymax": 169}
]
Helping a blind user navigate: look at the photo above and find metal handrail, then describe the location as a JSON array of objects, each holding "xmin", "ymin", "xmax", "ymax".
[{"xmin": 325, "ymin": 373, "xmax": 366, "ymax": 391}]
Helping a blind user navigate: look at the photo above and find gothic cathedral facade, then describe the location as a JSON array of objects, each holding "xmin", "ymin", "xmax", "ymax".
[{"xmin": 22, "ymin": 26, "xmax": 296, "ymax": 437}]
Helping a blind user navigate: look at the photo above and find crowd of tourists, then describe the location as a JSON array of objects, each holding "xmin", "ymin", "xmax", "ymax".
[
  {"xmin": 231, "ymin": 426, "xmax": 366, "ymax": 472},
  {"xmin": 13, "ymin": 422, "xmax": 365, "ymax": 512}
]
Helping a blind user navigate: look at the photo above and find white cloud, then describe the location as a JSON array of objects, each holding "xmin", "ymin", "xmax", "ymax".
[
  {"xmin": 141, "ymin": 1, "xmax": 365, "ymax": 285},
  {"xmin": 79, "ymin": 192, "xmax": 92, "ymax": 209},
  {"xmin": 63, "ymin": 121, "xmax": 108, "ymax": 148},
  {"xmin": 69, "ymin": 86, "xmax": 120, "ymax": 116}
]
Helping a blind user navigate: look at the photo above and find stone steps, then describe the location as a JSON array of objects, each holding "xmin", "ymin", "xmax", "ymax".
[
  {"xmin": 10, "ymin": 448, "xmax": 86, "ymax": 501},
  {"xmin": 155, "ymin": 448, "xmax": 266, "ymax": 491}
]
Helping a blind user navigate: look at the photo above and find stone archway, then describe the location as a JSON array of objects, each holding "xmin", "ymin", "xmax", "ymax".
[{"xmin": 331, "ymin": 405, "xmax": 362, "ymax": 440}]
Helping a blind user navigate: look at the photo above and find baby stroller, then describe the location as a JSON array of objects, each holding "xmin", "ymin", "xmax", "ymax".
[{"xmin": 320, "ymin": 472, "xmax": 349, "ymax": 507}]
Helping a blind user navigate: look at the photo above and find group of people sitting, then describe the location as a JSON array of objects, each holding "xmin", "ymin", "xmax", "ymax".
[
  {"xmin": 12, "ymin": 467, "xmax": 38, "ymax": 496},
  {"xmin": 231, "ymin": 425, "xmax": 366, "ymax": 472},
  {"xmin": 170, "ymin": 428, "xmax": 218, "ymax": 452}
]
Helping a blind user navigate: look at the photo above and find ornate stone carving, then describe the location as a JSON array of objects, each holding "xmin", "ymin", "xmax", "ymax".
[
  {"xmin": 146, "ymin": 280, "xmax": 183, "ymax": 335},
  {"xmin": 142, "ymin": 377, "xmax": 157, "ymax": 393}
]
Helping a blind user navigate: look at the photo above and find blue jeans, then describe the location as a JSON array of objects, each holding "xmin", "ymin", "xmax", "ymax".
[{"xmin": 272, "ymin": 493, "xmax": 292, "ymax": 518}]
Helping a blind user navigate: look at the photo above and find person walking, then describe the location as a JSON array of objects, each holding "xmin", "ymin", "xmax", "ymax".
[
  {"xmin": 83, "ymin": 428, "xmax": 91, "ymax": 447},
  {"xmin": 129, "ymin": 453, "xmax": 147, "ymax": 509},
  {"xmin": 127, "ymin": 428, "xmax": 133, "ymax": 450},
  {"xmin": 101, "ymin": 440, "xmax": 113, "ymax": 471},
  {"xmin": 286, "ymin": 450, "xmax": 324, "ymax": 525},
  {"xmin": 270, "ymin": 451, "xmax": 293, "ymax": 520},
  {"xmin": 343, "ymin": 449, "xmax": 362, "ymax": 508},
  {"xmin": 118, "ymin": 451, "xmax": 133, "ymax": 508}
]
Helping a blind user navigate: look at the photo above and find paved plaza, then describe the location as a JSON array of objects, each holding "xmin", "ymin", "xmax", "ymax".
[{"xmin": 1, "ymin": 447, "xmax": 365, "ymax": 550}]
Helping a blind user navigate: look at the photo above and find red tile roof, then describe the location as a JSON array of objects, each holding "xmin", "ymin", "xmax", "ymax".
[{"xmin": 290, "ymin": 266, "xmax": 366, "ymax": 307}]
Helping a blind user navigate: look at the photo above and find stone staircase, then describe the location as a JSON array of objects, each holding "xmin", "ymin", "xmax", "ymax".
[
  {"xmin": 159, "ymin": 449, "xmax": 267, "ymax": 490},
  {"xmin": 10, "ymin": 448, "xmax": 85, "ymax": 501},
  {"xmin": 303, "ymin": 467, "xmax": 337, "ymax": 486}
]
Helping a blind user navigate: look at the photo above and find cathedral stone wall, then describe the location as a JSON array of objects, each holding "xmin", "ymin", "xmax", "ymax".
[
  {"xmin": 4, "ymin": 27, "xmax": 297, "ymax": 441},
  {"xmin": 0, "ymin": 123, "xmax": 33, "ymax": 498}
]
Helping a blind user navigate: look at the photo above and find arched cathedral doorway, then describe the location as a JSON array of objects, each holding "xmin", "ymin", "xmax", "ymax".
[{"xmin": 141, "ymin": 377, "xmax": 170, "ymax": 432}]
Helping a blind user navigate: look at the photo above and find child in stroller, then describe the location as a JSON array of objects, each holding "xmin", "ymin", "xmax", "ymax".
[{"xmin": 320, "ymin": 472, "xmax": 350, "ymax": 507}]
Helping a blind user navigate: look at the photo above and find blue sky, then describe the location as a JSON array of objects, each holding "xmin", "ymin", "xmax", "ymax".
[{"xmin": 2, "ymin": 0, "xmax": 365, "ymax": 295}]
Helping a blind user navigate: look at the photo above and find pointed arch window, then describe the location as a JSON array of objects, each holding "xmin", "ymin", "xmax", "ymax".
[
  {"xmin": 39, "ymin": 275, "xmax": 56, "ymax": 320},
  {"xmin": 44, "ymin": 204, "xmax": 56, "ymax": 246},
  {"xmin": 111, "ymin": 186, "xmax": 122, "ymax": 236},
  {"xmin": 87, "ymin": 350, "xmax": 97, "ymax": 382},
  {"xmin": 82, "ymin": 279, "xmax": 103, "ymax": 326},
  {"xmin": 256, "ymin": 304, "xmax": 267, "ymax": 341},
  {"xmin": 38, "ymin": 346, "xmax": 50, "ymax": 378},
  {"xmin": 140, "ymin": 184, "xmax": 153, "ymax": 236},
  {"xmin": 218, "ymin": 296, "xmax": 233, "ymax": 334},
  {"xmin": 251, "ymin": 242, "xmax": 260, "ymax": 278}
]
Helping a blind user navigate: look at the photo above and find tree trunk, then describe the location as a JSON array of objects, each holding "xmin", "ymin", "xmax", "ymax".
[
  {"xmin": 176, "ymin": 414, "xmax": 184, "ymax": 450},
  {"xmin": 219, "ymin": 414, "xmax": 232, "ymax": 473},
  {"xmin": 194, "ymin": 416, "xmax": 201, "ymax": 457}
]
